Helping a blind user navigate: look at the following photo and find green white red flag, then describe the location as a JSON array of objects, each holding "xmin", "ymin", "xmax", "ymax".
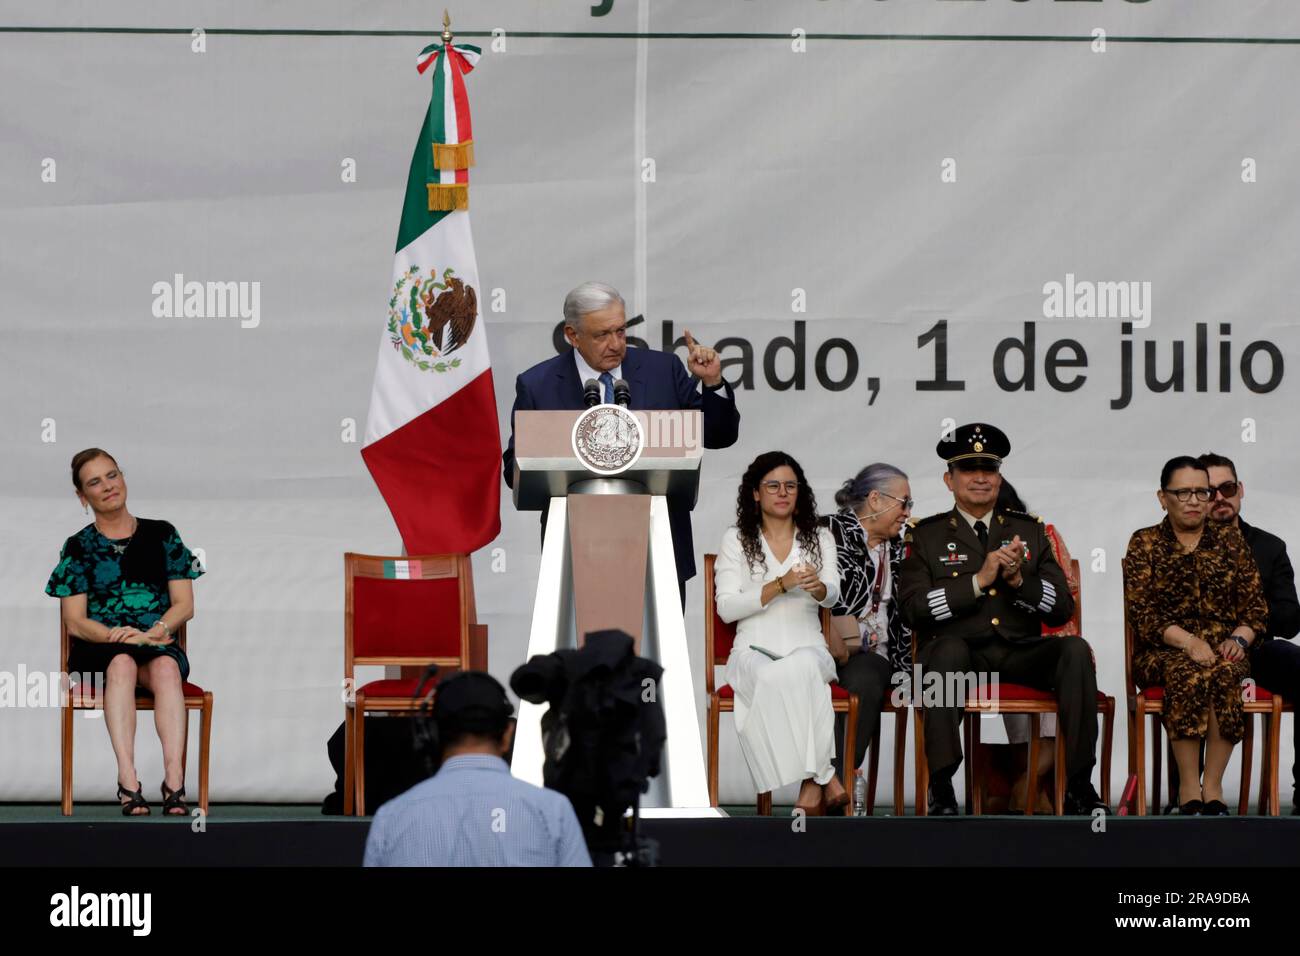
[{"xmin": 362, "ymin": 39, "xmax": 501, "ymax": 555}]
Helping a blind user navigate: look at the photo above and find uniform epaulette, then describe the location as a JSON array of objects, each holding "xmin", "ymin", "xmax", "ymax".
[
  {"xmin": 910, "ymin": 512, "xmax": 951, "ymax": 528},
  {"xmin": 999, "ymin": 508, "xmax": 1042, "ymax": 523}
]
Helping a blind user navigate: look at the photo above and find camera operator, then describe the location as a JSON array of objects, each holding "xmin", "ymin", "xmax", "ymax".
[{"xmin": 363, "ymin": 671, "xmax": 591, "ymax": 867}]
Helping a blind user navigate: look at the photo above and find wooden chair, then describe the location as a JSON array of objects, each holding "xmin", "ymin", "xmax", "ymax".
[
  {"xmin": 1252, "ymin": 698, "xmax": 1292, "ymax": 815},
  {"xmin": 1123, "ymin": 596, "xmax": 1283, "ymax": 816},
  {"xmin": 915, "ymin": 559, "xmax": 1115, "ymax": 816},
  {"xmin": 703, "ymin": 553, "xmax": 892, "ymax": 815},
  {"xmin": 1241, "ymin": 690, "xmax": 1286, "ymax": 816},
  {"xmin": 343, "ymin": 552, "xmax": 483, "ymax": 816},
  {"xmin": 962, "ymin": 560, "xmax": 1115, "ymax": 815},
  {"xmin": 60, "ymin": 620, "xmax": 212, "ymax": 816},
  {"xmin": 867, "ymin": 696, "xmax": 909, "ymax": 816}
]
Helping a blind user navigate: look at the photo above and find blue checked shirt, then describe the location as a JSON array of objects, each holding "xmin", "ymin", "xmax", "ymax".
[{"xmin": 362, "ymin": 754, "xmax": 592, "ymax": 867}]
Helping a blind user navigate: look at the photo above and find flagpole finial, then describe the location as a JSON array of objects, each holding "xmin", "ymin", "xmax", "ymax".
[{"xmin": 442, "ymin": 9, "xmax": 453, "ymax": 44}]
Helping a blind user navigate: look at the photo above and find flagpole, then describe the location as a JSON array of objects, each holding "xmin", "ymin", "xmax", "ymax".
[{"xmin": 442, "ymin": 9, "xmax": 453, "ymax": 45}]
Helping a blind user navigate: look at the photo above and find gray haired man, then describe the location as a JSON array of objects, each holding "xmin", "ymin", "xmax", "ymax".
[{"xmin": 502, "ymin": 282, "xmax": 741, "ymax": 605}]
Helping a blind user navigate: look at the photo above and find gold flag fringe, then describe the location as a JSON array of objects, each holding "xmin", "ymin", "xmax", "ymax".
[
  {"xmin": 432, "ymin": 140, "xmax": 475, "ymax": 170},
  {"xmin": 426, "ymin": 183, "xmax": 469, "ymax": 211}
]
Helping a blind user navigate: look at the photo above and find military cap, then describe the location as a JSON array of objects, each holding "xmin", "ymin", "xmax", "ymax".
[{"xmin": 936, "ymin": 422, "xmax": 1010, "ymax": 470}]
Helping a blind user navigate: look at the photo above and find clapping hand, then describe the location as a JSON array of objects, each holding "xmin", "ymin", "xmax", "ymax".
[
  {"xmin": 683, "ymin": 330, "xmax": 723, "ymax": 387},
  {"xmin": 793, "ymin": 565, "xmax": 822, "ymax": 593},
  {"xmin": 995, "ymin": 535, "xmax": 1026, "ymax": 588},
  {"xmin": 776, "ymin": 565, "xmax": 823, "ymax": 599}
]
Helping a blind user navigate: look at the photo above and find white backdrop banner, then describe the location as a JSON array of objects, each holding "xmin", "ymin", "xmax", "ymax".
[{"xmin": 2, "ymin": 1, "xmax": 1298, "ymax": 805}]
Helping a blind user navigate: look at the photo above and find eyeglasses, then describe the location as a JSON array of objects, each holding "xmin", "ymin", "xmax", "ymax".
[
  {"xmin": 1210, "ymin": 481, "xmax": 1240, "ymax": 499},
  {"xmin": 1164, "ymin": 487, "xmax": 1213, "ymax": 503},
  {"xmin": 877, "ymin": 491, "xmax": 915, "ymax": 512},
  {"xmin": 760, "ymin": 480, "xmax": 799, "ymax": 495}
]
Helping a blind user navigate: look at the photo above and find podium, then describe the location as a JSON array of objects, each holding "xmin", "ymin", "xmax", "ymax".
[{"xmin": 509, "ymin": 407, "xmax": 709, "ymax": 809}]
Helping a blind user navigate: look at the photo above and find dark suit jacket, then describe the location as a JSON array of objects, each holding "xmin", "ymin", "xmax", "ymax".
[
  {"xmin": 899, "ymin": 507, "xmax": 1074, "ymax": 654},
  {"xmin": 502, "ymin": 346, "xmax": 740, "ymax": 583},
  {"xmin": 1240, "ymin": 518, "xmax": 1300, "ymax": 641}
]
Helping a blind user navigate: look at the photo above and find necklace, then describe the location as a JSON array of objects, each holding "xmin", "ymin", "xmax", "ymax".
[
  {"xmin": 761, "ymin": 526, "xmax": 794, "ymax": 553},
  {"xmin": 97, "ymin": 515, "xmax": 138, "ymax": 555}
]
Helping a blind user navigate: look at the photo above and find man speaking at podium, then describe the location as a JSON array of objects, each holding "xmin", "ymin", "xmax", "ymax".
[{"xmin": 503, "ymin": 281, "xmax": 741, "ymax": 605}]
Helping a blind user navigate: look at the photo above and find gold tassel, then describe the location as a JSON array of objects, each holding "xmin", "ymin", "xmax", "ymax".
[
  {"xmin": 432, "ymin": 139, "xmax": 475, "ymax": 170},
  {"xmin": 426, "ymin": 183, "xmax": 469, "ymax": 211}
]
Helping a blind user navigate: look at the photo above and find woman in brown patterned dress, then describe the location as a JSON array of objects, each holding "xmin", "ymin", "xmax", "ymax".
[{"xmin": 1123, "ymin": 456, "xmax": 1268, "ymax": 815}]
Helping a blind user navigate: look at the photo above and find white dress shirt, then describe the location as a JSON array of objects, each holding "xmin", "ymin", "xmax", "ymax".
[{"xmin": 572, "ymin": 349, "xmax": 622, "ymax": 400}]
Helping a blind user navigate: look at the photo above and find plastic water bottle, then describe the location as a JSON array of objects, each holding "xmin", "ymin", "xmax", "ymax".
[{"xmin": 852, "ymin": 769, "xmax": 867, "ymax": 816}]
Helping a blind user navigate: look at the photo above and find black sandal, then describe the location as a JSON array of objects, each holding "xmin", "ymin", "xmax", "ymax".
[
  {"xmin": 160, "ymin": 781, "xmax": 189, "ymax": 816},
  {"xmin": 117, "ymin": 781, "xmax": 150, "ymax": 816}
]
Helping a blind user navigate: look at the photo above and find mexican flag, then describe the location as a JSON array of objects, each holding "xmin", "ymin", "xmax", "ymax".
[{"xmin": 362, "ymin": 38, "xmax": 501, "ymax": 555}]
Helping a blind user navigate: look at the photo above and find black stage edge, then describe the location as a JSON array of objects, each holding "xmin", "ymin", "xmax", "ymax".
[
  {"xmin": 4, "ymin": 862, "xmax": 1289, "ymax": 941},
  {"xmin": 4, "ymin": 816, "xmax": 1300, "ymax": 867}
]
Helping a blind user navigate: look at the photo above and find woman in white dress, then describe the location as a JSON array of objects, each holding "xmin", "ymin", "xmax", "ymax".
[{"xmin": 715, "ymin": 451, "xmax": 849, "ymax": 815}]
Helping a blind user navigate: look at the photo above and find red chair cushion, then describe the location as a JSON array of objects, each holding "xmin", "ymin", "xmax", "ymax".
[
  {"xmin": 353, "ymin": 575, "xmax": 463, "ymax": 659},
  {"xmin": 712, "ymin": 611, "xmax": 736, "ymax": 666},
  {"xmin": 716, "ymin": 682, "xmax": 852, "ymax": 700},
  {"xmin": 984, "ymin": 683, "xmax": 1055, "ymax": 701},
  {"xmin": 970, "ymin": 684, "xmax": 1112, "ymax": 703},
  {"xmin": 356, "ymin": 678, "xmax": 433, "ymax": 699},
  {"xmin": 136, "ymin": 682, "xmax": 207, "ymax": 699},
  {"xmin": 1139, "ymin": 685, "xmax": 1275, "ymax": 702},
  {"xmin": 72, "ymin": 681, "xmax": 207, "ymax": 707}
]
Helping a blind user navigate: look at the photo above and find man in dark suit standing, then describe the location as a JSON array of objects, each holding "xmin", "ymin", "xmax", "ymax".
[
  {"xmin": 1199, "ymin": 452, "xmax": 1300, "ymax": 813},
  {"xmin": 502, "ymin": 282, "xmax": 740, "ymax": 605},
  {"xmin": 898, "ymin": 423, "xmax": 1107, "ymax": 815}
]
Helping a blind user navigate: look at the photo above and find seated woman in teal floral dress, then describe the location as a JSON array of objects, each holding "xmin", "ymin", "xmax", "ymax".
[{"xmin": 46, "ymin": 448, "xmax": 204, "ymax": 816}]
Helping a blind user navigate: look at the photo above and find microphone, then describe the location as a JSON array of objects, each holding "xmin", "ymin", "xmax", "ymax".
[
  {"xmin": 613, "ymin": 379, "xmax": 630, "ymax": 407},
  {"xmin": 583, "ymin": 379, "xmax": 601, "ymax": 408}
]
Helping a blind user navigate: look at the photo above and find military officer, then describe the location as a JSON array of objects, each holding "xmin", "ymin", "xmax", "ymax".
[{"xmin": 898, "ymin": 423, "xmax": 1108, "ymax": 815}]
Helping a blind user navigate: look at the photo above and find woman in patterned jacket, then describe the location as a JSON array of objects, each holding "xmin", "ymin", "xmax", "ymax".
[
  {"xmin": 1124, "ymin": 455, "xmax": 1268, "ymax": 816},
  {"xmin": 823, "ymin": 463, "xmax": 914, "ymax": 785},
  {"xmin": 46, "ymin": 448, "xmax": 204, "ymax": 816}
]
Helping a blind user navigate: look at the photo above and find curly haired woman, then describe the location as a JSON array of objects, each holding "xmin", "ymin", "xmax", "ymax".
[{"xmin": 714, "ymin": 451, "xmax": 847, "ymax": 815}]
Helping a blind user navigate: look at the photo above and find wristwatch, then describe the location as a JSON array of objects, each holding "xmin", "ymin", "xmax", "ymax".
[{"xmin": 1230, "ymin": 634, "xmax": 1250, "ymax": 651}]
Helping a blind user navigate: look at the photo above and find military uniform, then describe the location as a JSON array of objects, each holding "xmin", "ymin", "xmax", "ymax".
[
  {"xmin": 897, "ymin": 424, "xmax": 1101, "ymax": 807},
  {"xmin": 901, "ymin": 508, "xmax": 1071, "ymax": 648}
]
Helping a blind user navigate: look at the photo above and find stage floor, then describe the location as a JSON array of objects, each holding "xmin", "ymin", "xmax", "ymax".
[{"xmin": 3, "ymin": 804, "xmax": 1298, "ymax": 867}]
